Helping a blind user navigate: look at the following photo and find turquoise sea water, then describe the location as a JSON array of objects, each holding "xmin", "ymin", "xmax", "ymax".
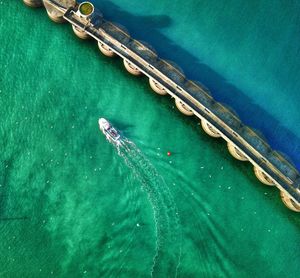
[{"xmin": 0, "ymin": 1, "xmax": 300, "ymax": 277}]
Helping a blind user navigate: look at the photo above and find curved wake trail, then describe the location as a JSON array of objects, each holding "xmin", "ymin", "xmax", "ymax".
[{"xmin": 114, "ymin": 138, "xmax": 182, "ymax": 277}]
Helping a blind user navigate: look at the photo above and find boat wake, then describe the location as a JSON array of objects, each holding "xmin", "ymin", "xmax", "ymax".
[{"xmin": 112, "ymin": 137, "xmax": 182, "ymax": 277}]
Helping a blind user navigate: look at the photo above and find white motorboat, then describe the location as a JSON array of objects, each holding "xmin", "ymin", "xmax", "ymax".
[{"xmin": 98, "ymin": 118, "xmax": 122, "ymax": 145}]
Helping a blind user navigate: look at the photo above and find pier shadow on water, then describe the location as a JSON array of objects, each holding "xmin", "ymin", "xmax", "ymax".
[{"xmin": 89, "ymin": 0, "xmax": 300, "ymax": 170}]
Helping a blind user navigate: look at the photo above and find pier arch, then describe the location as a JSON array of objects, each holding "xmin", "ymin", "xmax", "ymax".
[
  {"xmin": 123, "ymin": 59, "xmax": 142, "ymax": 76},
  {"xmin": 72, "ymin": 25, "xmax": 90, "ymax": 39},
  {"xmin": 149, "ymin": 78, "xmax": 167, "ymax": 95},
  {"xmin": 43, "ymin": 0, "xmax": 76, "ymax": 23},
  {"xmin": 46, "ymin": 10, "xmax": 65, "ymax": 23},
  {"xmin": 175, "ymin": 99, "xmax": 193, "ymax": 116},
  {"xmin": 227, "ymin": 142, "xmax": 248, "ymax": 161},
  {"xmin": 280, "ymin": 191, "xmax": 300, "ymax": 212},
  {"xmin": 23, "ymin": 0, "xmax": 43, "ymax": 7},
  {"xmin": 98, "ymin": 42, "xmax": 115, "ymax": 57},
  {"xmin": 200, "ymin": 119, "xmax": 221, "ymax": 138},
  {"xmin": 253, "ymin": 167, "xmax": 275, "ymax": 186}
]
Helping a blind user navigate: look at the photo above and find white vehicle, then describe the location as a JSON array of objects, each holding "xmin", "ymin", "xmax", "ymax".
[{"xmin": 98, "ymin": 118, "xmax": 122, "ymax": 146}]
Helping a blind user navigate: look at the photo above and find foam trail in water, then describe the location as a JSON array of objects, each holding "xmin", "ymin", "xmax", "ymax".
[{"xmin": 110, "ymin": 136, "xmax": 182, "ymax": 277}]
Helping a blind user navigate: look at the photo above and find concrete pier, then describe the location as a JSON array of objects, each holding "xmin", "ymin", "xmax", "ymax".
[
  {"xmin": 47, "ymin": 12, "xmax": 65, "ymax": 23},
  {"xmin": 72, "ymin": 25, "xmax": 90, "ymax": 39},
  {"xmin": 254, "ymin": 166, "xmax": 275, "ymax": 186},
  {"xmin": 227, "ymin": 142, "xmax": 248, "ymax": 161},
  {"xmin": 123, "ymin": 59, "xmax": 142, "ymax": 76},
  {"xmin": 25, "ymin": 0, "xmax": 300, "ymax": 212},
  {"xmin": 43, "ymin": 1, "xmax": 63, "ymax": 22},
  {"xmin": 43, "ymin": 0, "xmax": 76, "ymax": 23},
  {"xmin": 98, "ymin": 42, "xmax": 115, "ymax": 57},
  {"xmin": 149, "ymin": 78, "xmax": 167, "ymax": 95},
  {"xmin": 201, "ymin": 119, "xmax": 221, "ymax": 138},
  {"xmin": 280, "ymin": 191, "xmax": 300, "ymax": 212},
  {"xmin": 175, "ymin": 99, "xmax": 194, "ymax": 116}
]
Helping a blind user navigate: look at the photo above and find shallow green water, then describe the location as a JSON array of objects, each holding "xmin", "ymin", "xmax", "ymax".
[{"xmin": 0, "ymin": 1, "xmax": 299, "ymax": 277}]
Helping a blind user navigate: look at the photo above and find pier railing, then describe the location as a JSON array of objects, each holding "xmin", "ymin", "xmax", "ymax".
[{"xmin": 23, "ymin": 0, "xmax": 300, "ymax": 212}]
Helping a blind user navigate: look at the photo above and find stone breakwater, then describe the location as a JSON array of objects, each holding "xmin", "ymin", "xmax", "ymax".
[{"xmin": 23, "ymin": 0, "xmax": 300, "ymax": 212}]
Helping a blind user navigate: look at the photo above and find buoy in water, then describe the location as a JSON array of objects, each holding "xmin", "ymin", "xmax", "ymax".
[{"xmin": 167, "ymin": 151, "xmax": 171, "ymax": 156}]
